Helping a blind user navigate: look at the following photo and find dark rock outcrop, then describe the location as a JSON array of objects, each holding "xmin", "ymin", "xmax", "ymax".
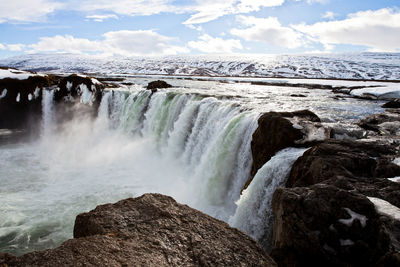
[
  {"xmin": 1, "ymin": 194, "xmax": 276, "ymax": 267},
  {"xmin": 0, "ymin": 74, "xmax": 53, "ymax": 131},
  {"xmin": 269, "ymin": 138, "xmax": 400, "ymax": 266},
  {"xmin": 244, "ymin": 110, "xmax": 329, "ymax": 191},
  {"xmin": 358, "ymin": 111, "xmax": 400, "ymax": 136},
  {"xmin": 287, "ymin": 139, "xmax": 400, "ymax": 188},
  {"xmin": 146, "ymin": 80, "xmax": 172, "ymax": 93},
  {"xmin": 54, "ymin": 75, "xmax": 103, "ymax": 105},
  {"xmin": 382, "ymin": 99, "xmax": 400, "ymax": 109},
  {"xmin": 0, "ymin": 71, "xmax": 105, "ymax": 136},
  {"xmin": 271, "ymin": 184, "xmax": 400, "ymax": 267},
  {"xmin": 52, "ymin": 75, "xmax": 104, "ymax": 124}
]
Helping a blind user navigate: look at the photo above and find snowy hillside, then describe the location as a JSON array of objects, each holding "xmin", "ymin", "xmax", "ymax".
[{"xmin": 1, "ymin": 53, "xmax": 400, "ymax": 80}]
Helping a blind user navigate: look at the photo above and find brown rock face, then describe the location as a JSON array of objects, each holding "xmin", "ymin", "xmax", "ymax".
[
  {"xmin": 1, "ymin": 194, "xmax": 276, "ymax": 267},
  {"xmin": 287, "ymin": 139, "xmax": 400, "ymax": 187},
  {"xmin": 244, "ymin": 110, "xmax": 326, "ymax": 191},
  {"xmin": 271, "ymin": 184, "xmax": 400, "ymax": 267}
]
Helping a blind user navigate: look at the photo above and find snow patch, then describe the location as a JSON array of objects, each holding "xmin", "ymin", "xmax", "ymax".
[
  {"xmin": 16, "ymin": 93, "xmax": 20, "ymax": 102},
  {"xmin": 351, "ymin": 85, "xmax": 400, "ymax": 100},
  {"xmin": 368, "ymin": 197, "xmax": 400, "ymax": 221},
  {"xmin": 28, "ymin": 94, "xmax": 33, "ymax": 101},
  {"xmin": 0, "ymin": 68, "xmax": 43, "ymax": 80},
  {"xmin": 388, "ymin": 177, "xmax": 400, "ymax": 183},
  {"xmin": 292, "ymin": 123, "xmax": 303, "ymax": 130},
  {"xmin": 338, "ymin": 208, "xmax": 367, "ymax": 228},
  {"xmin": 0, "ymin": 89, "xmax": 7, "ymax": 99},
  {"xmin": 91, "ymin": 78, "xmax": 102, "ymax": 85},
  {"xmin": 393, "ymin": 158, "xmax": 400, "ymax": 167}
]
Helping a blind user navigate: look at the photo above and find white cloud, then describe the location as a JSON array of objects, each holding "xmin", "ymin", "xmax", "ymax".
[
  {"xmin": 86, "ymin": 14, "xmax": 118, "ymax": 22},
  {"xmin": 0, "ymin": 0, "xmax": 285, "ymax": 25},
  {"xmin": 7, "ymin": 44, "xmax": 26, "ymax": 51},
  {"xmin": 0, "ymin": 0, "xmax": 61, "ymax": 23},
  {"xmin": 29, "ymin": 35, "xmax": 102, "ymax": 54},
  {"xmin": 322, "ymin": 11, "xmax": 335, "ymax": 19},
  {"xmin": 75, "ymin": 0, "xmax": 177, "ymax": 16},
  {"xmin": 230, "ymin": 16, "xmax": 304, "ymax": 49},
  {"xmin": 293, "ymin": 8, "xmax": 400, "ymax": 52},
  {"xmin": 0, "ymin": 44, "xmax": 5, "ymax": 50},
  {"xmin": 306, "ymin": 0, "xmax": 329, "ymax": 4},
  {"xmin": 102, "ymin": 30, "xmax": 189, "ymax": 56},
  {"xmin": 28, "ymin": 30, "xmax": 189, "ymax": 56},
  {"xmin": 188, "ymin": 34, "xmax": 242, "ymax": 53},
  {"xmin": 183, "ymin": 0, "xmax": 285, "ymax": 25}
]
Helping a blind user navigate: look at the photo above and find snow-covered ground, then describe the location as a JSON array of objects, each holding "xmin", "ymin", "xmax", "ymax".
[
  {"xmin": 0, "ymin": 68, "xmax": 43, "ymax": 80},
  {"xmin": 1, "ymin": 53, "xmax": 400, "ymax": 80}
]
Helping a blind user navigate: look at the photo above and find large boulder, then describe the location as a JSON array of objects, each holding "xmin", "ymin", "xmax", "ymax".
[
  {"xmin": 1, "ymin": 194, "xmax": 276, "ymax": 266},
  {"xmin": 287, "ymin": 139, "xmax": 400, "ymax": 188},
  {"xmin": 146, "ymin": 80, "xmax": 172, "ymax": 93},
  {"xmin": 244, "ymin": 110, "xmax": 329, "ymax": 191},
  {"xmin": 382, "ymin": 99, "xmax": 400, "ymax": 109},
  {"xmin": 271, "ymin": 184, "xmax": 400, "ymax": 267}
]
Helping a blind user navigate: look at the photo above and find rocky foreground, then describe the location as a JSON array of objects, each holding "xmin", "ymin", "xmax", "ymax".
[{"xmin": 0, "ymin": 194, "xmax": 276, "ymax": 267}]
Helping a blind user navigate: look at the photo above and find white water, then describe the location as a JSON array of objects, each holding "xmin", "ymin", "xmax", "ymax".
[
  {"xmin": 41, "ymin": 89, "xmax": 54, "ymax": 137},
  {"xmin": 229, "ymin": 148, "xmax": 307, "ymax": 250},
  {"xmin": 0, "ymin": 88, "xmax": 261, "ymax": 255}
]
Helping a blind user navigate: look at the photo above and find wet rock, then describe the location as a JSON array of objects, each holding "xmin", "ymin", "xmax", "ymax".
[
  {"xmin": 0, "ymin": 74, "xmax": 53, "ymax": 131},
  {"xmin": 146, "ymin": 80, "xmax": 172, "ymax": 93},
  {"xmin": 54, "ymin": 74, "xmax": 103, "ymax": 104},
  {"xmin": 358, "ymin": 112, "xmax": 400, "ymax": 136},
  {"xmin": 244, "ymin": 110, "xmax": 329, "ymax": 191},
  {"xmin": 52, "ymin": 75, "xmax": 104, "ymax": 124},
  {"xmin": 2, "ymin": 194, "xmax": 276, "ymax": 267},
  {"xmin": 382, "ymin": 99, "xmax": 400, "ymax": 109},
  {"xmin": 287, "ymin": 139, "xmax": 400, "ymax": 188},
  {"xmin": 290, "ymin": 94, "xmax": 307, "ymax": 97},
  {"xmin": 271, "ymin": 184, "xmax": 400, "ymax": 267}
]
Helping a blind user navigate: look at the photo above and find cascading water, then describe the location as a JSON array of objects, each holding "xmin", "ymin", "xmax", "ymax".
[
  {"xmin": 229, "ymin": 148, "xmax": 308, "ymax": 250},
  {"xmin": 41, "ymin": 89, "xmax": 54, "ymax": 137},
  {"xmin": 105, "ymin": 89, "xmax": 259, "ymax": 219}
]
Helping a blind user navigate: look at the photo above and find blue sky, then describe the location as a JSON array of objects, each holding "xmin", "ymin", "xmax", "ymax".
[{"xmin": 0, "ymin": 0, "xmax": 399, "ymax": 58}]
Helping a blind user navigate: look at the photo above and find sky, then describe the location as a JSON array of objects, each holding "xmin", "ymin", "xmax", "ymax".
[{"xmin": 0, "ymin": 0, "xmax": 399, "ymax": 58}]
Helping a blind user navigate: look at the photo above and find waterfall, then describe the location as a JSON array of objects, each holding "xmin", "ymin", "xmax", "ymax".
[
  {"xmin": 36, "ymin": 87, "xmax": 303, "ymax": 251},
  {"xmin": 102, "ymin": 89, "xmax": 258, "ymax": 219},
  {"xmin": 229, "ymin": 147, "xmax": 307, "ymax": 250},
  {"xmin": 41, "ymin": 89, "xmax": 54, "ymax": 137}
]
